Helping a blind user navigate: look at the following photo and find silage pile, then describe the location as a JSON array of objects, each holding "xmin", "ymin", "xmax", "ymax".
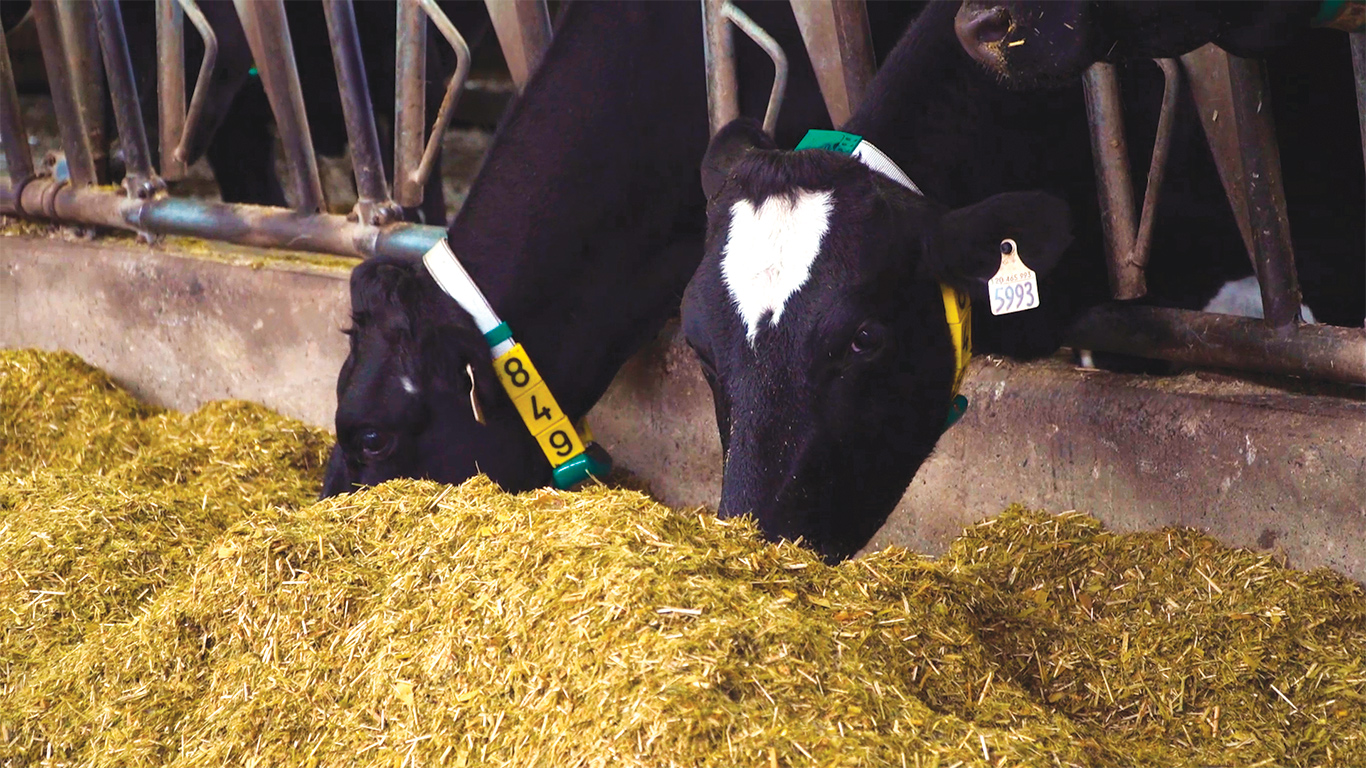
[{"xmin": 2, "ymin": 350, "xmax": 1364, "ymax": 767}]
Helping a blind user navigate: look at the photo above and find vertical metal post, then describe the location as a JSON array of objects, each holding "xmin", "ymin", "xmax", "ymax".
[
  {"xmin": 484, "ymin": 0, "xmax": 551, "ymax": 91},
  {"xmin": 29, "ymin": 0, "xmax": 98, "ymax": 186},
  {"xmin": 1351, "ymin": 32, "xmax": 1365, "ymax": 329},
  {"xmin": 789, "ymin": 0, "xmax": 874, "ymax": 127},
  {"xmin": 156, "ymin": 0, "xmax": 187, "ymax": 180},
  {"xmin": 1082, "ymin": 62, "xmax": 1142, "ymax": 300},
  {"xmin": 394, "ymin": 0, "xmax": 428, "ymax": 208},
  {"xmin": 702, "ymin": 0, "xmax": 738, "ymax": 136},
  {"xmin": 55, "ymin": 0, "xmax": 107, "ymax": 182},
  {"xmin": 0, "ymin": 20, "xmax": 35, "ymax": 197},
  {"xmin": 1226, "ymin": 53, "xmax": 1302, "ymax": 329},
  {"xmin": 233, "ymin": 0, "xmax": 325, "ymax": 213},
  {"xmin": 323, "ymin": 0, "xmax": 400, "ymax": 225},
  {"xmin": 1080, "ymin": 59, "xmax": 1183, "ymax": 302},
  {"xmin": 94, "ymin": 0, "xmax": 163, "ymax": 198}
]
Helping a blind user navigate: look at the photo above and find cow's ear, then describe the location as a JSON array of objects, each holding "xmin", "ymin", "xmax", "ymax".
[
  {"xmin": 922, "ymin": 190, "xmax": 1073, "ymax": 287},
  {"xmin": 701, "ymin": 117, "xmax": 774, "ymax": 199}
]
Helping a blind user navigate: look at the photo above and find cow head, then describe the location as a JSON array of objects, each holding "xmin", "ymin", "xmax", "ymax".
[
  {"xmin": 682, "ymin": 119, "xmax": 1072, "ymax": 561},
  {"xmin": 320, "ymin": 256, "xmax": 550, "ymax": 497},
  {"xmin": 955, "ymin": 1, "xmax": 1319, "ymax": 88}
]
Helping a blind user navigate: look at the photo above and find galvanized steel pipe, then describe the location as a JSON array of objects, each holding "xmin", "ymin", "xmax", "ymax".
[
  {"xmin": 95, "ymin": 0, "xmax": 164, "ymax": 198},
  {"xmin": 412, "ymin": 0, "xmax": 469, "ymax": 203},
  {"xmin": 171, "ymin": 0, "xmax": 219, "ymax": 168},
  {"xmin": 30, "ymin": 0, "xmax": 98, "ymax": 187},
  {"xmin": 156, "ymin": 0, "xmax": 187, "ymax": 179},
  {"xmin": 233, "ymin": 0, "xmax": 325, "ymax": 213},
  {"xmin": 1226, "ymin": 54, "xmax": 1303, "ymax": 329},
  {"xmin": 323, "ymin": 0, "xmax": 400, "ymax": 225},
  {"xmin": 393, "ymin": 0, "xmax": 428, "ymax": 208},
  {"xmin": 55, "ymin": 0, "xmax": 107, "ymax": 182},
  {"xmin": 483, "ymin": 0, "xmax": 551, "ymax": 91},
  {"xmin": 1082, "ymin": 62, "xmax": 1143, "ymax": 300},
  {"xmin": 0, "ymin": 22, "xmax": 34, "ymax": 192},
  {"xmin": 789, "ymin": 0, "xmax": 874, "ymax": 127},
  {"xmin": 13, "ymin": 177, "xmax": 446, "ymax": 260},
  {"xmin": 1067, "ymin": 305, "xmax": 1366, "ymax": 386}
]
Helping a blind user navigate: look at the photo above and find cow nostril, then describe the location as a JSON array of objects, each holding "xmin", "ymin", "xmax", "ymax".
[{"xmin": 955, "ymin": 5, "xmax": 1012, "ymax": 50}]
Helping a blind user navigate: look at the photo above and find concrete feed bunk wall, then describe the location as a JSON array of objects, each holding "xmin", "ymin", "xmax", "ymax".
[{"xmin": 3, "ymin": 235, "xmax": 1363, "ymax": 581}]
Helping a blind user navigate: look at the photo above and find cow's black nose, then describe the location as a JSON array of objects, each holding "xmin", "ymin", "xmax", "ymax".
[{"xmin": 955, "ymin": 4, "xmax": 1012, "ymax": 63}]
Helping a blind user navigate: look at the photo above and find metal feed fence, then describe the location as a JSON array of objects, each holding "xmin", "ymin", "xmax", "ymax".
[{"xmin": 0, "ymin": 0, "xmax": 1363, "ymax": 385}]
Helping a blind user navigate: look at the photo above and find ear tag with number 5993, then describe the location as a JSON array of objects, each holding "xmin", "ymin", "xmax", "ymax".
[{"xmin": 987, "ymin": 238, "xmax": 1040, "ymax": 316}]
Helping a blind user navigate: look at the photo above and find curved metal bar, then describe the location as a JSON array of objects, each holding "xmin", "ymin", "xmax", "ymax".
[
  {"xmin": 721, "ymin": 2, "xmax": 787, "ymax": 137},
  {"xmin": 171, "ymin": 0, "xmax": 219, "ymax": 167},
  {"xmin": 1128, "ymin": 59, "xmax": 1183, "ymax": 285},
  {"xmin": 411, "ymin": 0, "xmax": 471, "ymax": 198}
]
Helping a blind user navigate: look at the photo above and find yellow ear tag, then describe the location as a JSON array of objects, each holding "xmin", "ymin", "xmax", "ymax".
[
  {"xmin": 940, "ymin": 284, "xmax": 972, "ymax": 431},
  {"xmin": 940, "ymin": 284, "xmax": 972, "ymax": 397}
]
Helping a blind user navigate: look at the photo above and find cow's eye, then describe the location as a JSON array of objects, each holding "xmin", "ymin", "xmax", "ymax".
[
  {"xmin": 850, "ymin": 322, "xmax": 886, "ymax": 355},
  {"xmin": 358, "ymin": 430, "xmax": 398, "ymax": 462}
]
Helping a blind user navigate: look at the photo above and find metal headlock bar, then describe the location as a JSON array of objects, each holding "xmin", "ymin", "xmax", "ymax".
[
  {"xmin": 0, "ymin": 0, "xmax": 1360, "ymax": 383},
  {"xmin": 701, "ymin": 0, "xmax": 789, "ymax": 137}
]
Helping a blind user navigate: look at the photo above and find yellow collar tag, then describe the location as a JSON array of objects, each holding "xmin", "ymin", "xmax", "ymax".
[{"xmin": 940, "ymin": 284, "xmax": 972, "ymax": 398}]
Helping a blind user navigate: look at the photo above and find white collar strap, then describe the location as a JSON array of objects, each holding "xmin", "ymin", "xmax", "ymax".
[
  {"xmin": 423, "ymin": 238, "xmax": 515, "ymax": 358},
  {"xmin": 794, "ymin": 130, "xmax": 923, "ymax": 196}
]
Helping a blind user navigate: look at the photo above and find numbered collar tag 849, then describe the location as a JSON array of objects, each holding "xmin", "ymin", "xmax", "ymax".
[{"xmin": 987, "ymin": 238, "xmax": 1040, "ymax": 316}]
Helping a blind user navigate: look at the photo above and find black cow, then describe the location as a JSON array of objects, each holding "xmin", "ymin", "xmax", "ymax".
[
  {"xmin": 680, "ymin": 0, "xmax": 1283, "ymax": 562},
  {"xmin": 953, "ymin": 0, "xmax": 1365, "ymax": 329},
  {"xmin": 954, "ymin": 0, "xmax": 1329, "ymax": 89},
  {"xmin": 319, "ymin": 1, "xmax": 875, "ymax": 497}
]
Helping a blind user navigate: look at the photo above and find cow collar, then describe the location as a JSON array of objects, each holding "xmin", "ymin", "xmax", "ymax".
[
  {"xmin": 422, "ymin": 239, "xmax": 611, "ymax": 488},
  {"xmin": 796, "ymin": 129, "xmax": 971, "ymax": 431},
  {"xmin": 1313, "ymin": 0, "xmax": 1366, "ymax": 31}
]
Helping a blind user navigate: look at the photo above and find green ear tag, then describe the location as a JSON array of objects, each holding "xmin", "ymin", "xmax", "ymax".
[
  {"xmin": 943, "ymin": 394, "xmax": 969, "ymax": 432},
  {"xmin": 795, "ymin": 129, "xmax": 863, "ymax": 154},
  {"xmin": 551, "ymin": 446, "xmax": 613, "ymax": 490}
]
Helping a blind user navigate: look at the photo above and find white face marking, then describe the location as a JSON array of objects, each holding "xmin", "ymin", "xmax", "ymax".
[
  {"xmin": 721, "ymin": 189, "xmax": 834, "ymax": 344},
  {"xmin": 399, "ymin": 375, "xmax": 419, "ymax": 395}
]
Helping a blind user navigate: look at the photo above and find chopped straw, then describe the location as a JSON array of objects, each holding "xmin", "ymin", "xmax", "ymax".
[{"xmin": 2, "ymin": 349, "xmax": 1363, "ymax": 767}]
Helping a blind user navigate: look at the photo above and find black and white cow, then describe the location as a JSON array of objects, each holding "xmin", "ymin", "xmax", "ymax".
[
  {"xmin": 952, "ymin": 0, "xmax": 1365, "ymax": 329},
  {"xmin": 681, "ymin": 0, "xmax": 1284, "ymax": 562},
  {"xmin": 953, "ymin": 0, "xmax": 1335, "ymax": 89},
  {"xmin": 318, "ymin": 1, "xmax": 893, "ymax": 497}
]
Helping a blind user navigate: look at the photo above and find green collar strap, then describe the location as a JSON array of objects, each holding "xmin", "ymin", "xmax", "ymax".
[
  {"xmin": 1314, "ymin": 0, "xmax": 1366, "ymax": 30},
  {"xmin": 422, "ymin": 240, "xmax": 611, "ymax": 488},
  {"xmin": 797, "ymin": 129, "xmax": 971, "ymax": 432}
]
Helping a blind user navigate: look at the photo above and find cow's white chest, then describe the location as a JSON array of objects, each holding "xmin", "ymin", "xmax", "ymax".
[{"xmin": 721, "ymin": 190, "xmax": 834, "ymax": 344}]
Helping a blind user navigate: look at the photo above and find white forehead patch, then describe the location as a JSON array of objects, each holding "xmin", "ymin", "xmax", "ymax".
[
  {"xmin": 399, "ymin": 375, "xmax": 419, "ymax": 395},
  {"xmin": 721, "ymin": 189, "xmax": 834, "ymax": 344}
]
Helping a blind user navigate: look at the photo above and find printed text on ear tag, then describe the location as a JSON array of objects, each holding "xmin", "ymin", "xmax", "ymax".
[{"xmin": 988, "ymin": 238, "xmax": 1040, "ymax": 316}]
